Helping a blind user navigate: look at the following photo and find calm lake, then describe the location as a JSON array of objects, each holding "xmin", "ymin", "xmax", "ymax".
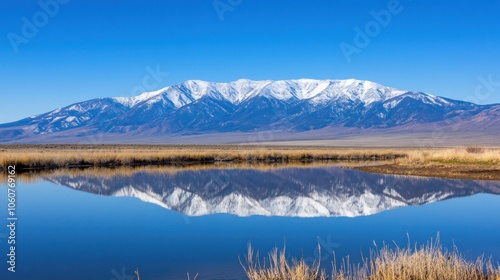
[{"xmin": 1, "ymin": 165, "xmax": 500, "ymax": 280}]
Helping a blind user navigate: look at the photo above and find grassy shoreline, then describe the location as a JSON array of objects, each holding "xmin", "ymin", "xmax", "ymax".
[
  {"xmin": 0, "ymin": 144, "xmax": 406, "ymax": 170},
  {"xmin": 0, "ymin": 144, "xmax": 499, "ymax": 180}
]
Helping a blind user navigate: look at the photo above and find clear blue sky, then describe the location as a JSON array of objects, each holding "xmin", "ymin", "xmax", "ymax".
[{"xmin": 1, "ymin": 0, "xmax": 499, "ymax": 123}]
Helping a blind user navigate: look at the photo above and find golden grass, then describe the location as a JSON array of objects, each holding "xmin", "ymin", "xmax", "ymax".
[
  {"xmin": 0, "ymin": 145, "xmax": 405, "ymax": 171},
  {"xmin": 0, "ymin": 145, "xmax": 499, "ymax": 180},
  {"xmin": 401, "ymin": 147, "xmax": 500, "ymax": 165},
  {"xmin": 243, "ymin": 245, "xmax": 327, "ymax": 280},
  {"xmin": 244, "ymin": 237, "xmax": 500, "ymax": 280}
]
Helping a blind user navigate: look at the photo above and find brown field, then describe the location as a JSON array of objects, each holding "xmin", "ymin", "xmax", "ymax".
[
  {"xmin": 0, "ymin": 144, "xmax": 499, "ymax": 180},
  {"xmin": 243, "ymin": 237, "xmax": 500, "ymax": 280}
]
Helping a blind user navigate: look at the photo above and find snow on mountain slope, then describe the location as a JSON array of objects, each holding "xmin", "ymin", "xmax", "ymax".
[
  {"xmin": 307, "ymin": 79, "xmax": 406, "ymax": 105},
  {"xmin": 0, "ymin": 78, "xmax": 497, "ymax": 142},
  {"xmin": 112, "ymin": 78, "xmax": 407, "ymax": 107},
  {"xmin": 111, "ymin": 186, "xmax": 408, "ymax": 217}
]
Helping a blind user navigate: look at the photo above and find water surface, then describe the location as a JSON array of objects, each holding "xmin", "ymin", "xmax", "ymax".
[{"xmin": 1, "ymin": 166, "xmax": 499, "ymax": 280}]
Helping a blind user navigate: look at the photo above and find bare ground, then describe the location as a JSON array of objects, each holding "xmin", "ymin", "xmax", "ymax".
[{"xmin": 357, "ymin": 163, "xmax": 500, "ymax": 181}]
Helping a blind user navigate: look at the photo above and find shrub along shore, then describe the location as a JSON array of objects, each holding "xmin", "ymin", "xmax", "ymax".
[{"xmin": 0, "ymin": 144, "xmax": 499, "ymax": 180}]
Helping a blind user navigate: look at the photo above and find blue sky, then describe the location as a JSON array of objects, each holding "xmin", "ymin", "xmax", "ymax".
[{"xmin": 1, "ymin": 0, "xmax": 500, "ymax": 123}]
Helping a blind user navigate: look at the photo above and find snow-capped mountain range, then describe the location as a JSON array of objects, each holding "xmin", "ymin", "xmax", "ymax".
[
  {"xmin": 112, "ymin": 79, "xmax": 408, "ymax": 107},
  {"xmin": 44, "ymin": 166, "xmax": 500, "ymax": 217},
  {"xmin": 0, "ymin": 78, "xmax": 498, "ymax": 143}
]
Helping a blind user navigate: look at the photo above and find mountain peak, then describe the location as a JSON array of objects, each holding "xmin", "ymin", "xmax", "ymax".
[
  {"xmin": 113, "ymin": 78, "xmax": 409, "ymax": 107},
  {"xmin": 1, "ymin": 77, "xmax": 495, "ymax": 143}
]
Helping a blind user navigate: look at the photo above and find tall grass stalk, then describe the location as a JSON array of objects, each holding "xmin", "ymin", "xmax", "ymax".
[
  {"xmin": 242, "ymin": 245, "xmax": 327, "ymax": 280},
  {"xmin": 243, "ymin": 238, "xmax": 500, "ymax": 280}
]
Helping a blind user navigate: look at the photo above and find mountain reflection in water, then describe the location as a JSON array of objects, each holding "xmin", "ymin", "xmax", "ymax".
[{"xmin": 45, "ymin": 166, "xmax": 500, "ymax": 217}]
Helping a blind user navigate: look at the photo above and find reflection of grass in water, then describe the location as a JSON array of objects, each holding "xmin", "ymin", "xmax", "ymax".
[
  {"xmin": 0, "ymin": 160, "xmax": 385, "ymax": 183},
  {"xmin": 243, "ymin": 237, "xmax": 500, "ymax": 280}
]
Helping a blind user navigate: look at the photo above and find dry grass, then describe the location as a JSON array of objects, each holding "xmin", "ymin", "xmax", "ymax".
[
  {"xmin": 0, "ymin": 144, "xmax": 405, "ymax": 171},
  {"xmin": 244, "ymin": 237, "xmax": 500, "ymax": 280},
  {"xmin": 401, "ymin": 147, "xmax": 500, "ymax": 165},
  {"xmin": 0, "ymin": 145, "xmax": 499, "ymax": 180},
  {"xmin": 243, "ymin": 245, "xmax": 327, "ymax": 280}
]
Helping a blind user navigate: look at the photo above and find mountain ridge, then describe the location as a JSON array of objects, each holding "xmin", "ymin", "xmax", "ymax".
[
  {"xmin": 0, "ymin": 78, "xmax": 498, "ymax": 143},
  {"xmin": 111, "ymin": 78, "xmax": 409, "ymax": 107}
]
